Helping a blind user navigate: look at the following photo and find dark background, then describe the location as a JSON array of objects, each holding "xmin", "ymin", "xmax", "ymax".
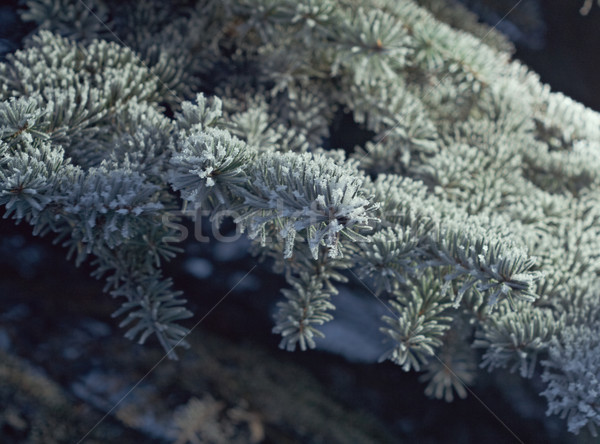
[{"xmin": 470, "ymin": 0, "xmax": 600, "ymax": 112}]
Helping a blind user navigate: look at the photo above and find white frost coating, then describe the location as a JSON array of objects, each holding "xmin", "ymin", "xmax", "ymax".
[{"xmin": 239, "ymin": 151, "xmax": 379, "ymax": 259}]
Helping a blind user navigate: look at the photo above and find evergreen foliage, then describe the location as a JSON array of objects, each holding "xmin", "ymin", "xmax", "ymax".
[{"xmin": 2, "ymin": 0, "xmax": 600, "ymax": 435}]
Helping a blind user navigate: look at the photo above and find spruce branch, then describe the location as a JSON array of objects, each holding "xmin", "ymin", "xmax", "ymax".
[
  {"xmin": 419, "ymin": 316, "xmax": 477, "ymax": 402},
  {"xmin": 169, "ymin": 127, "xmax": 255, "ymax": 211},
  {"xmin": 238, "ymin": 151, "xmax": 379, "ymax": 259},
  {"xmin": 272, "ymin": 273, "xmax": 335, "ymax": 351},
  {"xmin": 3, "ymin": 1, "xmax": 600, "ymax": 434},
  {"xmin": 379, "ymin": 270, "xmax": 453, "ymax": 372},
  {"xmin": 474, "ymin": 301, "xmax": 561, "ymax": 379}
]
